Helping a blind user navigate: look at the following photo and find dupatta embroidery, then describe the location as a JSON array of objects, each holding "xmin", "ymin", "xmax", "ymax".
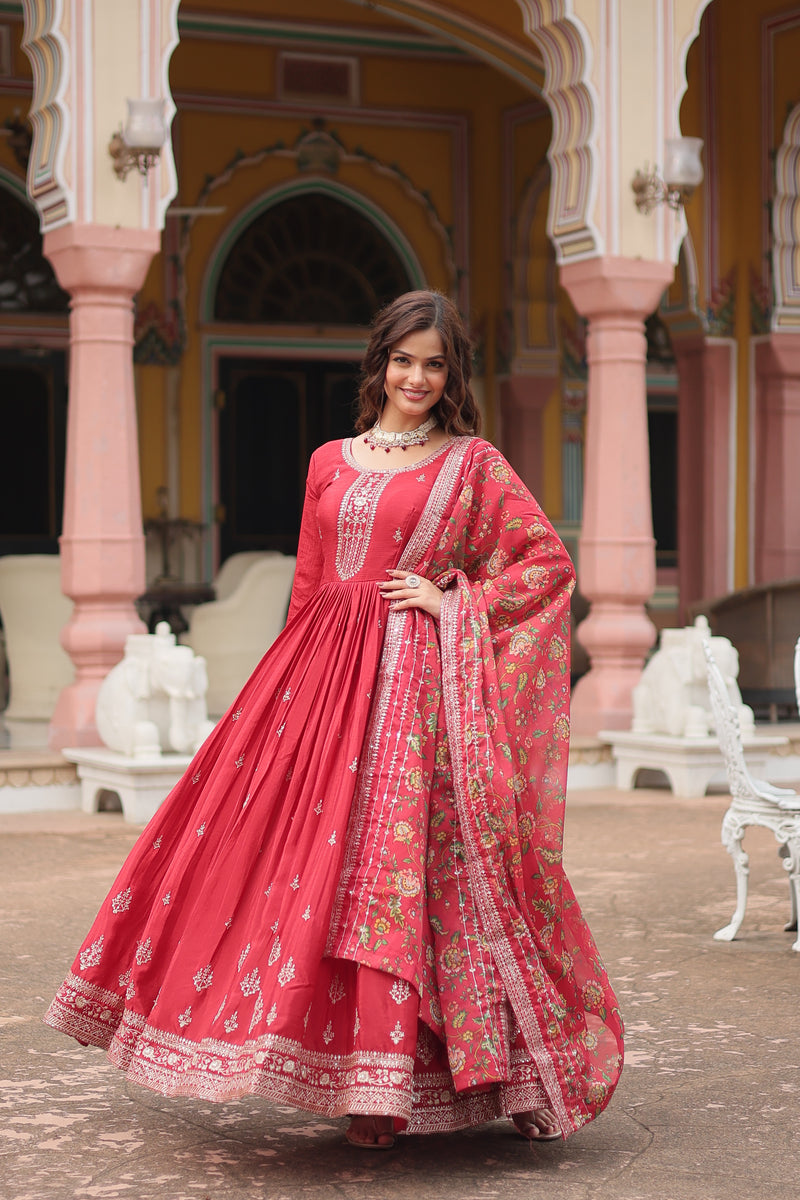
[{"xmin": 331, "ymin": 438, "xmax": 623, "ymax": 1135}]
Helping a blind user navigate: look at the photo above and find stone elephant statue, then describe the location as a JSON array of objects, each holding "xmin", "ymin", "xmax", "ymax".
[
  {"xmin": 632, "ymin": 615, "xmax": 754, "ymax": 738},
  {"xmin": 96, "ymin": 622, "xmax": 216, "ymax": 757}
]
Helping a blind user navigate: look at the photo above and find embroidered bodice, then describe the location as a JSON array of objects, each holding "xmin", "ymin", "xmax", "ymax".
[{"xmin": 288, "ymin": 438, "xmax": 456, "ymax": 617}]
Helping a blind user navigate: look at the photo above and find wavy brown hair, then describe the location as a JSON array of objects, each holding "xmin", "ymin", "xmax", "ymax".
[{"xmin": 355, "ymin": 290, "xmax": 481, "ymax": 436}]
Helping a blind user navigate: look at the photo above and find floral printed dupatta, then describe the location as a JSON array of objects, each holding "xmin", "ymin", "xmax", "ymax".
[{"xmin": 421, "ymin": 440, "xmax": 623, "ymax": 1135}]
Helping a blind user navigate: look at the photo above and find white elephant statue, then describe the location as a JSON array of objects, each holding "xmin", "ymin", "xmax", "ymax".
[
  {"xmin": 96, "ymin": 622, "xmax": 216, "ymax": 757},
  {"xmin": 632, "ymin": 615, "xmax": 754, "ymax": 739}
]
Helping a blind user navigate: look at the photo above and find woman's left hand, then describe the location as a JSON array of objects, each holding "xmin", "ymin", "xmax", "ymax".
[{"xmin": 378, "ymin": 570, "xmax": 442, "ymax": 620}]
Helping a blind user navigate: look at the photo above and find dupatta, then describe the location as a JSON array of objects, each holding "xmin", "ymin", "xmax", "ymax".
[{"xmin": 413, "ymin": 438, "xmax": 623, "ymax": 1133}]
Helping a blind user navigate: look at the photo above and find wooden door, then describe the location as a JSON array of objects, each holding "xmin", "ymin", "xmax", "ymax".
[
  {"xmin": 217, "ymin": 357, "xmax": 359, "ymax": 561},
  {"xmin": 0, "ymin": 349, "xmax": 67, "ymax": 556}
]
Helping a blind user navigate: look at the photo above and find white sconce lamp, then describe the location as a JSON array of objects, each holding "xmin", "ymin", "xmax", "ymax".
[
  {"xmin": 109, "ymin": 99, "xmax": 167, "ymax": 180},
  {"xmin": 632, "ymin": 136, "xmax": 704, "ymax": 214}
]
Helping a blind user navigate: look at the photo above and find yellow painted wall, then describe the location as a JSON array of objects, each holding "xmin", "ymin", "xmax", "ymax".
[
  {"xmin": 0, "ymin": 0, "xmax": 556, "ymax": 540},
  {"xmin": 680, "ymin": 0, "xmax": 800, "ymax": 589},
  {"xmin": 130, "ymin": 2, "xmax": 546, "ymax": 524}
]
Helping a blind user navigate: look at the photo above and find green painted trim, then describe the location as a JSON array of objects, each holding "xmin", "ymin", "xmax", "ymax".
[
  {"xmin": 0, "ymin": 164, "xmax": 29, "ymax": 202},
  {"xmin": 178, "ymin": 13, "xmax": 466, "ymax": 57},
  {"xmin": 0, "ymin": 2, "xmax": 22, "ymax": 16},
  {"xmin": 202, "ymin": 178, "xmax": 425, "ymax": 322},
  {"xmin": 645, "ymin": 372, "xmax": 679, "ymax": 391}
]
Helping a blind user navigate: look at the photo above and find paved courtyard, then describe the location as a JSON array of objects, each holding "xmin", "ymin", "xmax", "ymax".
[{"xmin": 1, "ymin": 785, "xmax": 798, "ymax": 1200}]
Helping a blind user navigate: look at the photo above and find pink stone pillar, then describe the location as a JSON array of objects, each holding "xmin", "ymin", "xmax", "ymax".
[
  {"xmin": 754, "ymin": 334, "xmax": 800, "ymax": 582},
  {"xmin": 673, "ymin": 334, "xmax": 735, "ymax": 615},
  {"xmin": 42, "ymin": 224, "xmax": 160, "ymax": 749},
  {"xmin": 560, "ymin": 256, "xmax": 674, "ymax": 734},
  {"xmin": 499, "ymin": 373, "xmax": 556, "ymax": 496}
]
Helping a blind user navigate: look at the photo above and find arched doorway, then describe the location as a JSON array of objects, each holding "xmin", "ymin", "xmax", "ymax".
[
  {"xmin": 211, "ymin": 190, "xmax": 416, "ymax": 560},
  {"xmin": 0, "ymin": 178, "xmax": 69, "ymax": 557}
]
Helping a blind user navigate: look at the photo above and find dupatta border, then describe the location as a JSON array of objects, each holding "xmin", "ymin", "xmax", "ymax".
[{"xmin": 439, "ymin": 578, "xmax": 575, "ymax": 1135}]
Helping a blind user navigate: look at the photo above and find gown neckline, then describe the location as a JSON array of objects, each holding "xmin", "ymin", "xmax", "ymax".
[{"xmin": 342, "ymin": 436, "xmax": 458, "ymax": 476}]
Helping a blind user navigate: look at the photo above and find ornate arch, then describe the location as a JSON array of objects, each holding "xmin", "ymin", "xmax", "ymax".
[
  {"xmin": 674, "ymin": 1, "xmax": 715, "ymax": 131},
  {"xmin": 341, "ymin": 0, "xmax": 545, "ymax": 92},
  {"xmin": 212, "ymin": 190, "xmax": 417, "ymax": 326},
  {"xmin": 20, "ymin": 0, "xmax": 72, "ymax": 229},
  {"xmin": 772, "ymin": 101, "xmax": 800, "ymax": 332},
  {"xmin": 514, "ymin": 2, "xmax": 600, "ymax": 263},
  {"xmin": 201, "ymin": 179, "xmax": 427, "ymax": 324},
  {"xmin": 21, "ymin": 0, "xmax": 181, "ymax": 232}
]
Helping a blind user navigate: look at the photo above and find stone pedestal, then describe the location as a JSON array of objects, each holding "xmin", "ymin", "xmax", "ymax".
[
  {"xmin": 63, "ymin": 746, "xmax": 191, "ymax": 825},
  {"xmin": 0, "ymin": 750, "xmax": 80, "ymax": 815},
  {"xmin": 600, "ymin": 729, "xmax": 789, "ymax": 798}
]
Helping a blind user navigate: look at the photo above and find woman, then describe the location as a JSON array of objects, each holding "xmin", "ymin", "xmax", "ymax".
[{"xmin": 45, "ymin": 290, "xmax": 623, "ymax": 1150}]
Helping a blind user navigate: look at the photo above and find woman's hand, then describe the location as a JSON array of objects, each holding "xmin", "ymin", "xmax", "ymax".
[{"xmin": 378, "ymin": 570, "xmax": 442, "ymax": 620}]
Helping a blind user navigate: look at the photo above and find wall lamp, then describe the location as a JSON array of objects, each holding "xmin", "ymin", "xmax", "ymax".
[
  {"xmin": 632, "ymin": 137, "xmax": 704, "ymax": 214},
  {"xmin": 109, "ymin": 99, "xmax": 167, "ymax": 180}
]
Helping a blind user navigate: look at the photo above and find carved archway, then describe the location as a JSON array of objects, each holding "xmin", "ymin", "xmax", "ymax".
[
  {"xmin": 514, "ymin": 2, "xmax": 600, "ymax": 262},
  {"xmin": 772, "ymin": 101, "xmax": 800, "ymax": 331},
  {"xmin": 212, "ymin": 190, "xmax": 416, "ymax": 326},
  {"xmin": 20, "ymin": 0, "xmax": 181, "ymax": 232},
  {"xmin": 202, "ymin": 179, "xmax": 425, "ymax": 324},
  {"xmin": 515, "ymin": 1, "xmax": 715, "ymax": 267}
]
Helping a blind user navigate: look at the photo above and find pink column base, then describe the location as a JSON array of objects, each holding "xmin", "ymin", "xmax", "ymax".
[
  {"xmin": 560, "ymin": 255, "xmax": 674, "ymax": 735},
  {"xmin": 43, "ymin": 223, "xmax": 160, "ymax": 749}
]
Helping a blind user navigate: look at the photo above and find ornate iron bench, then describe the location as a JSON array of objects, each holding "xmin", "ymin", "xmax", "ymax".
[{"xmin": 703, "ymin": 637, "xmax": 800, "ymax": 950}]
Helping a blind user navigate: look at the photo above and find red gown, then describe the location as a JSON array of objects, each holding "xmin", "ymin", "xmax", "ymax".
[{"xmin": 45, "ymin": 436, "xmax": 623, "ymax": 1136}]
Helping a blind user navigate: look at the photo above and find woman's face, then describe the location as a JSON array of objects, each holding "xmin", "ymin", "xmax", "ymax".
[{"xmin": 382, "ymin": 326, "xmax": 448, "ymax": 429}]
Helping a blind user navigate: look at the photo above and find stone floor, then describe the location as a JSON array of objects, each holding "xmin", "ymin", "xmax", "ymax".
[{"xmin": 1, "ymin": 785, "xmax": 799, "ymax": 1200}]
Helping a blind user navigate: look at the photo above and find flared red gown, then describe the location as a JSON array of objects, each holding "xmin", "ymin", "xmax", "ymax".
[{"xmin": 45, "ymin": 436, "xmax": 623, "ymax": 1136}]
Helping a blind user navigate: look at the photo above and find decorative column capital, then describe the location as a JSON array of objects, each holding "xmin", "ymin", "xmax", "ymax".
[
  {"xmin": 559, "ymin": 255, "xmax": 674, "ymax": 321},
  {"xmin": 43, "ymin": 224, "xmax": 160, "ymax": 295},
  {"xmin": 756, "ymin": 330, "xmax": 800, "ymax": 380}
]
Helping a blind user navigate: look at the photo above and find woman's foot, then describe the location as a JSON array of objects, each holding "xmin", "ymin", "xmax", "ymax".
[
  {"xmin": 345, "ymin": 1114, "xmax": 396, "ymax": 1150},
  {"xmin": 511, "ymin": 1109, "xmax": 562, "ymax": 1142}
]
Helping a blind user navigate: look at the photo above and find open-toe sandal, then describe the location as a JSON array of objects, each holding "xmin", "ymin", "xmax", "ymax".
[{"xmin": 512, "ymin": 1112, "xmax": 562, "ymax": 1142}]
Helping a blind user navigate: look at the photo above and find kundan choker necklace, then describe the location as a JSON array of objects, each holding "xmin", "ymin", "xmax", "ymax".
[{"xmin": 363, "ymin": 414, "xmax": 438, "ymax": 453}]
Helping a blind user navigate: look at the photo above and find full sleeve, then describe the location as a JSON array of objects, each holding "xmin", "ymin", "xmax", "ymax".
[{"xmin": 287, "ymin": 451, "xmax": 324, "ymax": 623}]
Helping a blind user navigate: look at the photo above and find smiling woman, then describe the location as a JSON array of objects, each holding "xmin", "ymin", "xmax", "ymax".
[
  {"xmin": 381, "ymin": 328, "xmax": 448, "ymax": 430},
  {"xmin": 45, "ymin": 289, "xmax": 622, "ymax": 1153},
  {"xmin": 354, "ymin": 290, "xmax": 482, "ymax": 444}
]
